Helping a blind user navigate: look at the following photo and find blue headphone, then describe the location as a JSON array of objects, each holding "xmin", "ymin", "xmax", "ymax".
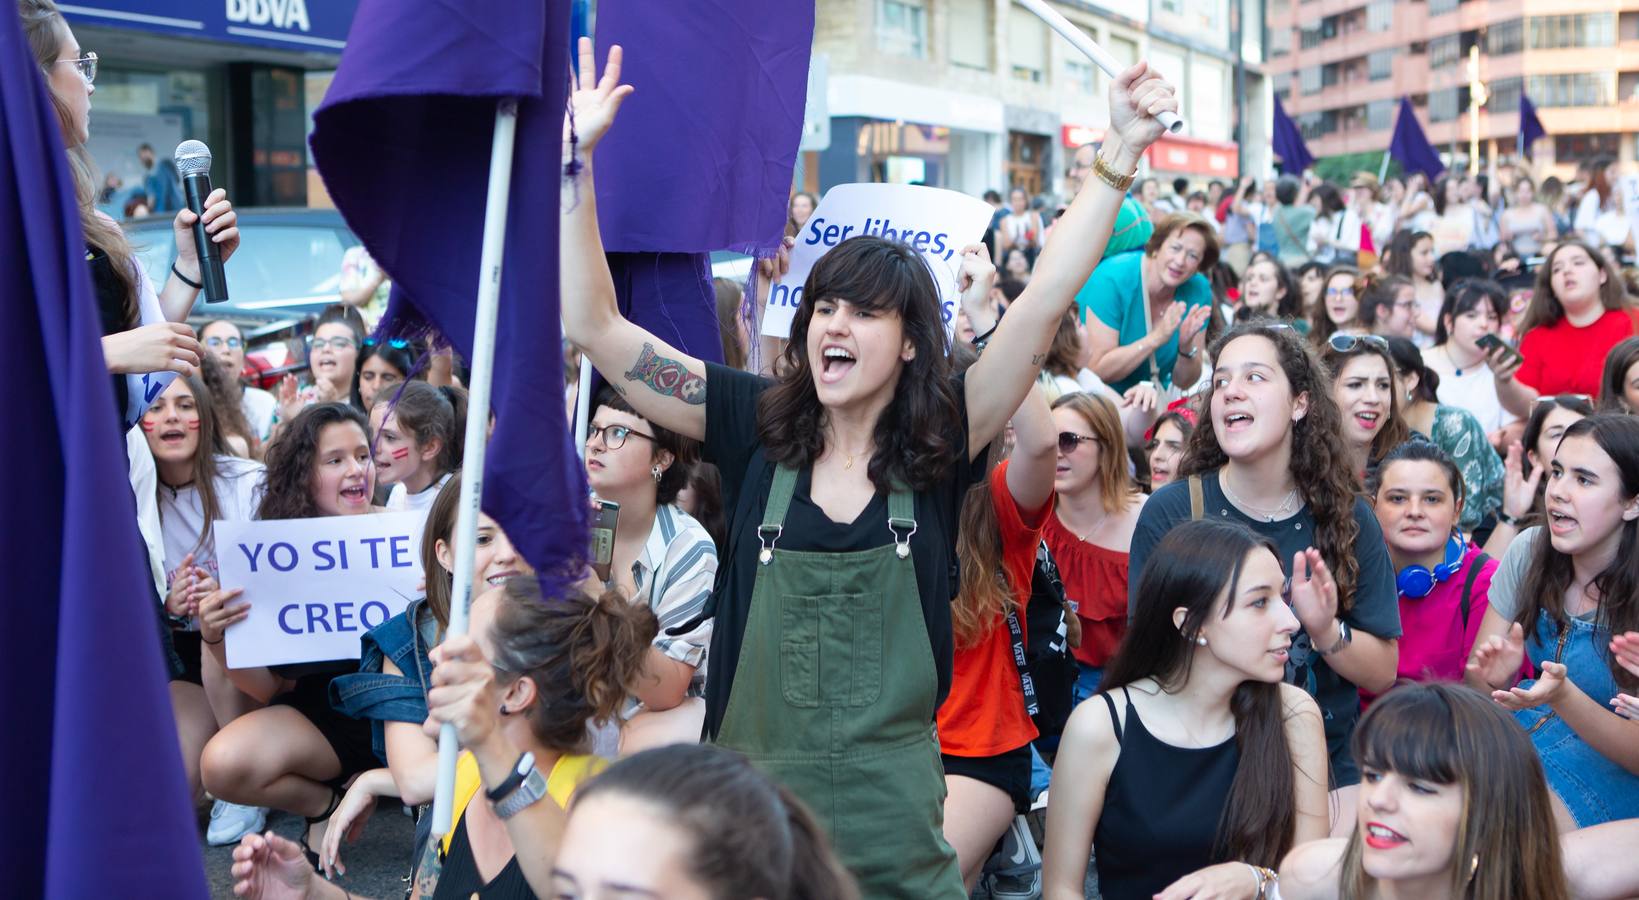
[{"xmin": 1396, "ymin": 533, "xmax": 1466, "ymax": 599}]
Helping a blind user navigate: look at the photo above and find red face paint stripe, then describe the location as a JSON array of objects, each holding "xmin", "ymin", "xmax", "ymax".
[
  {"xmin": 139, "ymin": 421, "xmax": 156, "ymax": 432},
  {"xmin": 186, "ymin": 420, "xmax": 201, "ymax": 430},
  {"xmin": 390, "ymin": 447, "xmax": 410, "ymax": 460}
]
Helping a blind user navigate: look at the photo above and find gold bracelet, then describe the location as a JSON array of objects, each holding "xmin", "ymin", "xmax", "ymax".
[{"xmin": 1093, "ymin": 151, "xmax": 1136, "ymax": 193}]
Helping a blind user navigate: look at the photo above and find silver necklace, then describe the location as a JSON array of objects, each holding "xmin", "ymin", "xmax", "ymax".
[{"xmin": 1220, "ymin": 473, "xmax": 1298, "ymax": 522}]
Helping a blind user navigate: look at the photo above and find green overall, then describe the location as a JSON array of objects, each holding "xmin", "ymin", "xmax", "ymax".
[{"xmin": 715, "ymin": 465, "xmax": 964, "ymax": 899}]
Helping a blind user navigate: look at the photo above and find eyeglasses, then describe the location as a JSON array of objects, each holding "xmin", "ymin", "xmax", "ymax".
[
  {"xmin": 1164, "ymin": 242, "xmax": 1203, "ymax": 265},
  {"xmin": 587, "ymin": 423, "xmax": 656, "ymax": 451},
  {"xmin": 205, "ymin": 336, "xmax": 242, "ymax": 350},
  {"xmin": 57, "ymin": 52, "xmax": 96, "ymax": 84},
  {"xmin": 1058, "ymin": 432, "xmax": 1100, "ymax": 453},
  {"xmin": 309, "ymin": 336, "xmax": 357, "ymax": 351},
  {"xmin": 1392, "ymin": 299, "xmax": 1418, "ymax": 312},
  {"xmin": 1534, "ymin": 393, "xmax": 1592, "ymax": 406},
  {"xmin": 1327, "ymin": 333, "xmax": 1389, "ymax": 353}
]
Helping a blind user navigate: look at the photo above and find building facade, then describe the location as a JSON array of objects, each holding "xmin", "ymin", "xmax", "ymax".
[
  {"xmin": 805, "ymin": 0, "xmax": 1267, "ymax": 201},
  {"xmin": 59, "ymin": 0, "xmax": 354, "ymax": 215},
  {"xmin": 1267, "ymin": 0, "xmax": 1639, "ymax": 175}
]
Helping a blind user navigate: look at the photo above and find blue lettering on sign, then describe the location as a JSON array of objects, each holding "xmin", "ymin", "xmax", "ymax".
[
  {"xmin": 361, "ymin": 601, "xmax": 390, "ymax": 630},
  {"xmin": 277, "ymin": 604, "xmax": 301, "ymax": 635},
  {"xmin": 334, "ymin": 602, "xmax": 356, "ymax": 632},
  {"xmin": 768, "ymin": 282, "xmax": 804, "ymax": 309},
  {"xmin": 312, "ymin": 541, "xmax": 338, "ymax": 571},
  {"xmin": 267, "ymin": 542, "xmax": 298, "ymax": 572},
  {"xmin": 239, "ymin": 543, "xmax": 264, "ymax": 573},
  {"xmin": 389, "ymin": 535, "xmax": 413, "ymax": 568},
  {"xmin": 360, "ymin": 536, "xmax": 386, "ymax": 568},
  {"xmin": 276, "ymin": 600, "xmax": 396, "ymax": 635},
  {"xmin": 304, "ymin": 603, "xmax": 333, "ymax": 633},
  {"xmin": 142, "ymin": 373, "xmax": 165, "ymax": 404}
]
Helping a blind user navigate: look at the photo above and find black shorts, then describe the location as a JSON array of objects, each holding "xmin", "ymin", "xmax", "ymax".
[
  {"xmin": 942, "ymin": 743, "xmax": 1033, "ymax": 814},
  {"xmin": 271, "ymin": 675, "xmax": 379, "ymax": 785},
  {"xmin": 170, "ymin": 630, "xmax": 204, "ymax": 686}
]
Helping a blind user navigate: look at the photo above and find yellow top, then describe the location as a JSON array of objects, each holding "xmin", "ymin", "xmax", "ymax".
[{"xmin": 440, "ymin": 750, "xmax": 606, "ymax": 857}]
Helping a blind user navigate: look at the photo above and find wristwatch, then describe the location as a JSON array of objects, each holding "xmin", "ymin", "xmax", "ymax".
[
  {"xmin": 1317, "ymin": 619, "xmax": 1352, "ymax": 656},
  {"xmin": 1179, "ymin": 345, "xmax": 1200, "ymax": 359},
  {"xmin": 490, "ymin": 752, "xmax": 548, "ymax": 820},
  {"xmin": 1496, "ymin": 510, "xmax": 1524, "ymax": 529}
]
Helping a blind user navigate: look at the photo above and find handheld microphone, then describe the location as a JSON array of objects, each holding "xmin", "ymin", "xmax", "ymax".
[{"xmin": 174, "ymin": 140, "xmax": 228, "ymax": 303}]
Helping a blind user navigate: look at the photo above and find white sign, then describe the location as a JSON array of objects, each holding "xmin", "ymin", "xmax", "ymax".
[
  {"xmin": 760, "ymin": 183, "xmax": 997, "ymax": 338},
  {"xmin": 216, "ymin": 513, "xmax": 426, "ymax": 669}
]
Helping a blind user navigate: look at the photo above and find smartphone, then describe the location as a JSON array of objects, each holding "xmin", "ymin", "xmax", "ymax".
[
  {"xmin": 590, "ymin": 499, "xmax": 619, "ymax": 584},
  {"xmin": 1476, "ymin": 333, "xmax": 1523, "ymax": 368}
]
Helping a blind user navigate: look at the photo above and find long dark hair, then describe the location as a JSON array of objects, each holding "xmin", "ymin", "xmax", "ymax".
[
  {"xmin": 1101, "ymin": 520, "xmax": 1303, "ymax": 867},
  {"xmin": 1321, "ymin": 337, "xmax": 1412, "ymax": 466},
  {"xmin": 148, "ymin": 375, "xmax": 233, "ymax": 556},
  {"xmin": 1598, "ymin": 336, "xmax": 1639, "ymax": 413},
  {"xmin": 420, "ymin": 474, "xmax": 464, "ymax": 632},
  {"xmin": 488, "ymin": 577, "xmax": 656, "ymax": 752},
  {"xmin": 256, "ymin": 402, "xmax": 370, "ymax": 520},
  {"xmin": 1382, "ymin": 230, "xmax": 1433, "ymax": 283},
  {"xmin": 1384, "ymin": 336, "xmax": 1439, "ymax": 405},
  {"xmin": 1515, "ymin": 415, "xmax": 1639, "ymax": 691},
  {"xmin": 1434, "ymin": 278, "xmax": 1507, "ymax": 345},
  {"xmin": 1308, "ymin": 267, "xmax": 1360, "ymax": 347},
  {"xmin": 1521, "ymin": 239, "xmax": 1629, "ymax": 334},
  {"xmin": 200, "ymin": 349, "xmax": 260, "ymax": 457},
  {"xmin": 574, "ymin": 744, "xmax": 859, "ymax": 900},
  {"xmin": 1235, "ymin": 252, "xmax": 1302, "ymax": 324},
  {"xmin": 1339, "ymin": 683, "xmax": 1570, "ymax": 900},
  {"xmin": 758, "ymin": 236, "xmax": 962, "ymax": 492},
  {"xmin": 1181, "ymin": 324, "xmax": 1365, "ymax": 608}
]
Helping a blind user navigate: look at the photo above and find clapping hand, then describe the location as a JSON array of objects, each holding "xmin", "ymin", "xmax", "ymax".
[
  {"xmin": 1492, "ymin": 661, "xmax": 1568, "ymax": 711},
  {"xmin": 1467, "ymin": 622, "xmax": 1528, "ymax": 691},
  {"xmin": 1499, "ymin": 442, "xmax": 1543, "ymax": 522},
  {"xmin": 1287, "ymin": 548, "xmax": 1339, "ymax": 638}
]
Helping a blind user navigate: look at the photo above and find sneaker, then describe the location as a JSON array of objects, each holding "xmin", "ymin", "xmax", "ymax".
[
  {"xmin": 205, "ymin": 799, "xmax": 268, "ymax": 846},
  {"xmin": 983, "ymin": 814, "xmax": 1042, "ymax": 900}
]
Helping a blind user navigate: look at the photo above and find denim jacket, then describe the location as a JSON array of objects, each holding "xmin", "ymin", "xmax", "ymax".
[{"xmin": 328, "ymin": 598, "xmax": 437, "ymax": 764}]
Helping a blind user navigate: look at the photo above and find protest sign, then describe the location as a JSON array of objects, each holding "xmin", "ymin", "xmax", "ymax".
[
  {"xmin": 216, "ymin": 512, "xmax": 426, "ymax": 669},
  {"xmin": 760, "ymin": 183, "xmax": 996, "ymax": 338}
]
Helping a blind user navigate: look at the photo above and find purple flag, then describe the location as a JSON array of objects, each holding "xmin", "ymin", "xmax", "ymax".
[
  {"xmin": 1271, "ymin": 94, "xmax": 1315, "ymax": 174},
  {"xmin": 592, "ymin": 1, "xmax": 814, "ymax": 257},
  {"xmin": 1518, "ymin": 93, "xmax": 1546, "ymax": 161},
  {"xmin": 309, "ymin": 0, "xmax": 585, "ymax": 582},
  {"xmin": 0, "ymin": 11, "xmax": 207, "ymax": 897},
  {"xmin": 1388, "ymin": 97, "xmax": 1446, "ymax": 180}
]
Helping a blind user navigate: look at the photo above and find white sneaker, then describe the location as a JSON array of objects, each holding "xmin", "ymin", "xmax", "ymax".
[
  {"xmin": 206, "ymin": 799, "xmax": 268, "ymax": 846},
  {"xmin": 984, "ymin": 814, "xmax": 1043, "ymax": 900}
]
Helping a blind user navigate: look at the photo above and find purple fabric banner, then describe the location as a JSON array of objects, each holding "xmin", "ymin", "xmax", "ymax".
[
  {"xmin": 309, "ymin": 0, "xmax": 585, "ymax": 582},
  {"xmin": 0, "ymin": 10, "xmax": 207, "ymax": 897},
  {"xmin": 1518, "ymin": 93, "xmax": 1545, "ymax": 161},
  {"xmin": 1271, "ymin": 94, "xmax": 1315, "ymax": 174},
  {"xmin": 1389, "ymin": 97, "xmax": 1446, "ymax": 180}
]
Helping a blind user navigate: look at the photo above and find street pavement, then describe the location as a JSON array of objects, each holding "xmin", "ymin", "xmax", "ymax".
[{"xmin": 203, "ymin": 802, "xmax": 414, "ymax": 899}]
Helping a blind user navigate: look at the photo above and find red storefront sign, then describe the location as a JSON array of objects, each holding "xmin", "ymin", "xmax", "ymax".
[
  {"xmin": 1061, "ymin": 124, "xmax": 1104, "ymax": 147},
  {"xmin": 1144, "ymin": 133, "xmax": 1238, "ymax": 176}
]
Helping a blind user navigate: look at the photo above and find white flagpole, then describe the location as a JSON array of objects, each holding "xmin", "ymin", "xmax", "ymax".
[
  {"xmin": 1014, "ymin": 0, "xmax": 1185, "ymax": 135},
  {"xmin": 575, "ymin": 354, "xmax": 593, "ymax": 458},
  {"xmin": 430, "ymin": 98, "xmax": 519, "ymax": 839}
]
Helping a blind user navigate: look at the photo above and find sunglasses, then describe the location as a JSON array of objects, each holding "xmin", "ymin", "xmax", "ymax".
[
  {"xmin": 1327, "ymin": 333, "xmax": 1389, "ymax": 353},
  {"xmin": 1534, "ymin": 393, "xmax": 1592, "ymax": 406},
  {"xmin": 363, "ymin": 337, "xmax": 412, "ymax": 350},
  {"xmin": 1058, "ymin": 432, "xmax": 1100, "ymax": 453}
]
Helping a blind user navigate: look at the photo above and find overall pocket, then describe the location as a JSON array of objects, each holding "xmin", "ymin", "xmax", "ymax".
[{"xmin": 780, "ymin": 593, "xmax": 885, "ymax": 709}]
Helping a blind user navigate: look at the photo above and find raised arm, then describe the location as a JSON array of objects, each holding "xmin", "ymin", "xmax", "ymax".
[
  {"xmin": 559, "ymin": 40, "xmax": 706, "ymax": 442},
  {"xmin": 964, "ymin": 64, "xmax": 1177, "ymax": 456}
]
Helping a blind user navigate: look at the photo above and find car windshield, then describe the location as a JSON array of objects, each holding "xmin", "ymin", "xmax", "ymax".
[{"xmin": 132, "ymin": 225, "xmax": 348, "ymax": 312}]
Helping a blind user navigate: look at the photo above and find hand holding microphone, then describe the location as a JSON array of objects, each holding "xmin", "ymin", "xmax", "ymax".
[{"xmin": 172, "ymin": 140, "xmax": 240, "ymax": 302}]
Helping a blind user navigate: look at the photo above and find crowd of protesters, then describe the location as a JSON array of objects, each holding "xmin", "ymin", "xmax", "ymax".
[{"xmin": 26, "ymin": 0, "xmax": 1639, "ymax": 894}]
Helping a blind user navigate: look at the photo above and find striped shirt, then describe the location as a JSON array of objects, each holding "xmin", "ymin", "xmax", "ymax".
[{"xmin": 631, "ymin": 504, "xmax": 718, "ymax": 698}]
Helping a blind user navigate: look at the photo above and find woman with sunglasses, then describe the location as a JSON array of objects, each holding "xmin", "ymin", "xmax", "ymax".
[
  {"xmin": 1309, "ymin": 267, "xmax": 1365, "ymax": 350},
  {"xmin": 582, "ymin": 386, "xmax": 718, "ymax": 754},
  {"xmin": 1131, "ymin": 322, "xmax": 1402, "ymax": 801},
  {"xmin": 356, "ymin": 337, "xmax": 418, "ymax": 413},
  {"xmin": 1515, "ymin": 239, "xmax": 1639, "ymax": 401},
  {"xmin": 1383, "ymin": 338, "xmax": 1503, "ymax": 534},
  {"xmin": 21, "ymin": 0, "xmax": 240, "ymax": 433},
  {"xmin": 1045, "ymin": 392, "xmax": 1148, "ymax": 706},
  {"xmin": 1468, "ymin": 414, "xmax": 1639, "ymax": 829},
  {"xmin": 1321, "ymin": 333, "xmax": 1411, "ymax": 481}
]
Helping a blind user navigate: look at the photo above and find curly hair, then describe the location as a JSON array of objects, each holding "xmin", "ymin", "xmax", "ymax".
[
  {"xmin": 256, "ymin": 402, "xmax": 370, "ymax": 520},
  {"xmin": 1179, "ymin": 323, "xmax": 1364, "ymax": 609},
  {"xmin": 757, "ymin": 236, "xmax": 963, "ymax": 492}
]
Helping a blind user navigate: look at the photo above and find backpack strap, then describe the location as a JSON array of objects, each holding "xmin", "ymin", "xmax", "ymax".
[
  {"xmin": 1188, "ymin": 474, "xmax": 1204, "ymax": 522},
  {"xmin": 1459, "ymin": 552, "xmax": 1491, "ymax": 632}
]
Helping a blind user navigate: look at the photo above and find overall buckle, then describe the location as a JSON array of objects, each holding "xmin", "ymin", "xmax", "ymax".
[
  {"xmin": 887, "ymin": 517, "xmax": 917, "ymax": 559},
  {"xmin": 757, "ymin": 524, "xmax": 783, "ymax": 565}
]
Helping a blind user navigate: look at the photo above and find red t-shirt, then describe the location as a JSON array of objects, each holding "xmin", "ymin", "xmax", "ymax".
[
  {"xmin": 1516, "ymin": 308, "xmax": 1639, "ymax": 399},
  {"xmin": 1042, "ymin": 506, "xmax": 1131, "ymax": 668},
  {"xmin": 936, "ymin": 459, "xmax": 1045, "ymax": 758}
]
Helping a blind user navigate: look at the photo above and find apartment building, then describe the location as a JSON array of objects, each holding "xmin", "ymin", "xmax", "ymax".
[
  {"xmin": 1267, "ymin": 0, "xmax": 1639, "ymax": 175},
  {"xmin": 802, "ymin": 0, "xmax": 1269, "ymax": 200}
]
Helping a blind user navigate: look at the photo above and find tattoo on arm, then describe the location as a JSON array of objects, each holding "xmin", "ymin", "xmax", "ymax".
[
  {"xmin": 412, "ymin": 834, "xmax": 442, "ymax": 899},
  {"xmin": 1030, "ymin": 352, "xmax": 1047, "ymax": 367},
  {"xmin": 624, "ymin": 342, "xmax": 707, "ymax": 405}
]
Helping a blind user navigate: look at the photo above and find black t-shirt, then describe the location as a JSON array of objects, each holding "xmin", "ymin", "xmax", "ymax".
[
  {"xmin": 700, "ymin": 363, "xmax": 984, "ymax": 739},
  {"xmin": 1128, "ymin": 473, "xmax": 1402, "ymax": 783}
]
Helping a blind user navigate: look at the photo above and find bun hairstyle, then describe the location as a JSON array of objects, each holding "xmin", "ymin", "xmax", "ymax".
[
  {"xmin": 1182, "ymin": 323, "xmax": 1364, "ymax": 609},
  {"xmin": 374, "ymin": 380, "xmax": 467, "ymax": 476},
  {"xmin": 592, "ymin": 385, "xmax": 699, "ymax": 506},
  {"xmin": 256, "ymin": 402, "xmax": 370, "ymax": 520},
  {"xmin": 488, "ymin": 576, "xmax": 658, "ymax": 752},
  {"xmin": 1339, "ymin": 683, "xmax": 1570, "ymax": 900},
  {"xmin": 574, "ymin": 744, "xmax": 860, "ymax": 900},
  {"xmin": 758, "ymin": 235, "xmax": 963, "ymax": 493}
]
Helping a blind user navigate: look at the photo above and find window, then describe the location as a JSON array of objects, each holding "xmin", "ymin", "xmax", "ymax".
[
  {"xmin": 1368, "ymin": 49, "xmax": 1395, "ymax": 81},
  {"xmin": 1300, "ymin": 66, "xmax": 1322, "ymax": 95},
  {"xmin": 1529, "ymin": 13, "xmax": 1616, "ymax": 49},
  {"xmin": 1555, "ymin": 133, "xmax": 1621, "ymax": 161},
  {"xmin": 947, "ymin": 0, "xmax": 990, "ymax": 70},
  {"xmin": 1528, "ymin": 72, "xmax": 1614, "ymax": 107},
  {"xmin": 1269, "ymin": 24, "xmax": 1292, "ymax": 57},
  {"xmin": 1366, "ymin": 0, "xmax": 1394, "ymax": 32},
  {"xmin": 1367, "ymin": 99, "xmax": 1396, "ymax": 131},
  {"xmin": 877, "ymin": 0, "xmax": 927, "ymax": 59},
  {"xmin": 1487, "ymin": 19, "xmax": 1523, "ymax": 55},
  {"xmin": 1428, "ymin": 87, "xmax": 1460, "ymax": 122},
  {"xmin": 1109, "ymin": 36, "xmax": 1139, "ymax": 69},
  {"xmin": 1429, "ymin": 34, "xmax": 1460, "ymax": 69},
  {"xmin": 1487, "ymin": 76, "xmax": 1522, "ymax": 113},
  {"xmin": 1429, "ymin": 0, "xmax": 1460, "ymax": 15},
  {"xmin": 1064, "ymin": 59, "xmax": 1095, "ymax": 94},
  {"xmin": 1322, "ymin": 63, "xmax": 1340, "ymax": 88},
  {"xmin": 1007, "ymin": 4, "xmax": 1046, "ymax": 82}
]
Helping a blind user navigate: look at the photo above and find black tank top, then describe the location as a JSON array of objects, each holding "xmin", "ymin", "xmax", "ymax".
[
  {"xmin": 1092, "ymin": 689, "xmax": 1239, "ymax": 900},
  {"xmin": 430, "ymin": 813, "xmax": 536, "ymax": 900}
]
